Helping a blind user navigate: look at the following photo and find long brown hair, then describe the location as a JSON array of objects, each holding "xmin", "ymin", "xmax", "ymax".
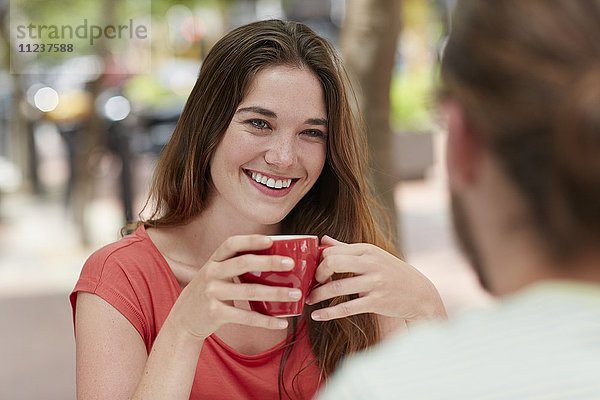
[
  {"xmin": 441, "ymin": 0, "xmax": 600, "ymax": 259},
  {"xmin": 141, "ymin": 19, "xmax": 395, "ymax": 395}
]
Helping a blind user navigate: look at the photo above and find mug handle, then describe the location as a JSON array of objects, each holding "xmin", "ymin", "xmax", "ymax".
[{"xmin": 318, "ymin": 244, "xmax": 331, "ymax": 259}]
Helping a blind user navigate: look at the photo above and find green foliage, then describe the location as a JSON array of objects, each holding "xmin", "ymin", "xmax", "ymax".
[
  {"xmin": 151, "ymin": 0, "xmax": 230, "ymax": 16},
  {"xmin": 391, "ymin": 0, "xmax": 443, "ymax": 132},
  {"xmin": 390, "ymin": 67, "xmax": 435, "ymax": 131},
  {"xmin": 123, "ymin": 74, "xmax": 180, "ymax": 108},
  {"xmin": 13, "ymin": 0, "xmax": 100, "ymax": 33}
]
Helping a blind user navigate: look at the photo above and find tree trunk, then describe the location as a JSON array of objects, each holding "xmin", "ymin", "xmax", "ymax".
[
  {"xmin": 70, "ymin": 0, "xmax": 115, "ymax": 245},
  {"xmin": 341, "ymin": 0, "xmax": 403, "ymax": 254},
  {"xmin": 0, "ymin": 5, "xmax": 41, "ymax": 195}
]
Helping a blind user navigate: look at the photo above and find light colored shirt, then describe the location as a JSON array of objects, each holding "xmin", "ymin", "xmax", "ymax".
[{"xmin": 319, "ymin": 281, "xmax": 600, "ymax": 399}]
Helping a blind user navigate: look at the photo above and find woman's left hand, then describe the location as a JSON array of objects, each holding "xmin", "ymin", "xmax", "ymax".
[{"xmin": 306, "ymin": 236, "xmax": 447, "ymax": 324}]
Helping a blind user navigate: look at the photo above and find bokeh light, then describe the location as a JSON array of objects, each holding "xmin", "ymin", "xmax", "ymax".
[
  {"xmin": 104, "ymin": 96, "xmax": 131, "ymax": 121},
  {"xmin": 33, "ymin": 87, "xmax": 59, "ymax": 112}
]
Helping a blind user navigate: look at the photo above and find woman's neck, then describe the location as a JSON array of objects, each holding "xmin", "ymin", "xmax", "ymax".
[{"xmin": 151, "ymin": 202, "xmax": 280, "ymax": 271}]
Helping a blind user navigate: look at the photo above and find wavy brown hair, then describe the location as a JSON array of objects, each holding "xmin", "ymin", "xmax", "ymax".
[
  {"xmin": 440, "ymin": 0, "xmax": 600, "ymax": 259},
  {"xmin": 139, "ymin": 19, "xmax": 395, "ymax": 397}
]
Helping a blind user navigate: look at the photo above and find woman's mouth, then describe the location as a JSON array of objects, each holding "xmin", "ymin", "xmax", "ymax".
[
  {"xmin": 244, "ymin": 169, "xmax": 299, "ymax": 197},
  {"xmin": 250, "ymin": 171, "xmax": 292, "ymax": 189}
]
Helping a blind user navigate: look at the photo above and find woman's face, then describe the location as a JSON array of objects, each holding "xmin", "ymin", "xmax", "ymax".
[{"xmin": 209, "ymin": 65, "xmax": 328, "ymax": 227}]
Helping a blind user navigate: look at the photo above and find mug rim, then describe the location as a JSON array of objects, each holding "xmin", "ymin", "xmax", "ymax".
[{"xmin": 267, "ymin": 235, "xmax": 318, "ymax": 240}]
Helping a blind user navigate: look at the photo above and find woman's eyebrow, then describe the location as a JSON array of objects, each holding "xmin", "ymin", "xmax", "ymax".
[
  {"xmin": 306, "ymin": 118, "xmax": 328, "ymax": 126},
  {"xmin": 236, "ymin": 106, "xmax": 328, "ymax": 126},
  {"xmin": 236, "ymin": 106, "xmax": 277, "ymax": 118}
]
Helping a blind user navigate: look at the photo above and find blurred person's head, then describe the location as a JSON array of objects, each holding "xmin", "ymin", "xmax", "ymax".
[
  {"xmin": 440, "ymin": 0, "xmax": 600, "ymax": 295},
  {"xmin": 141, "ymin": 19, "xmax": 393, "ymax": 386}
]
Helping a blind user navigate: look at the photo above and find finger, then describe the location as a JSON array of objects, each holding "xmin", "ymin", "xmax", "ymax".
[
  {"xmin": 223, "ymin": 307, "xmax": 289, "ymax": 330},
  {"xmin": 209, "ymin": 281, "xmax": 303, "ymax": 302},
  {"xmin": 321, "ymin": 242, "xmax": 381, "ymax": 258},
  {"xmin": 310, "ymin": 297, "xmax": 372, "ymax": 321},
  {"xmin": 305, "ymin": 276, "xmax": 371, "ymax": 305},
  {"xmin": 321, "ymin": 235, "xmax": 347, "ymax": 246},
  {"xmin": 213, "ymin": 254, "xmax": 295, "ymax": 279},
  {"xmin": 212, "ymin": 235, "xmax": 273, "ymax": 262},
  {"xmin": 314, "ymin": 254, "xmax": 378, "ymax": 283}
]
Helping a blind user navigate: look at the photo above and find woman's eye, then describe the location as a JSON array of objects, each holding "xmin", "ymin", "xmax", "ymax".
[
  {"xmin": 248, "ymin": 119, "xmax": 270, "ymax": 130},
  {"xmin": 303, "ymin": 130, "xmax": 328, "ymax": 141}
]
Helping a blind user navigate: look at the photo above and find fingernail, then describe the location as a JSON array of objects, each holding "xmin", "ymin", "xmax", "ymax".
[
  {"xmin": 311, "ymin": 312, "xmax": 322, "ymax": 321},
  {"xmin": 281, "ymin": 258, "xmax": 294, "ymax": 269},
  {"xmin": 277, "ymin": 319, "xmax": 288, "ymax": 329},
  {"xmin": 288, "ymin": 290, "xmax": 302, "ymax": 300}
]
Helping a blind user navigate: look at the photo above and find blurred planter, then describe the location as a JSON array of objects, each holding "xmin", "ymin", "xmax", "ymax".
[{"xmin": 392, "ymin": 131, "xmax": 434, "ymax": 181}]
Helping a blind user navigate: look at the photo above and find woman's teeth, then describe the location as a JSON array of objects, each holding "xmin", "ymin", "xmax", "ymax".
[{"xmin": 250, "ymin": 171, "xmax": 292, "ymax": 189}]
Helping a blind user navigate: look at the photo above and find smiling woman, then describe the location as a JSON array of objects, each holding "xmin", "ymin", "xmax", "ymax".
[
  {"xmin": 70, "ymin": 19, "xmax": 446, "ymax": 400},
  {"xmin": 210, "ymin": 65, "xmax": 327, "ymax": 224}
]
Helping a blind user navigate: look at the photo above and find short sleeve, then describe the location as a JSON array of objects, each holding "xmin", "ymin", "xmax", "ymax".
[{"xmin": 70, "ymin": 242, "xmax": 150, "ymax": 347}]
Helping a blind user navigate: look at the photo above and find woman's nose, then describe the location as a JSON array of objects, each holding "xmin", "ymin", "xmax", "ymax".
[{"xmin": 264, "ymin": 134, "xmax": 297, "ymax": 168}]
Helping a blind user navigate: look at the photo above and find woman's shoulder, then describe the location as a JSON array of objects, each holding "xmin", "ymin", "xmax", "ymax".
[
  {"xmin": 83, "ymin": 225, "xmax": 166, "ymax": 278},
  {"xmin": 72, "ymin": 225, "xmax": 174, "ymax": 347},
  {"xmin": 73, "ymin": 224, "xmax": 178, "ymax": 315}
]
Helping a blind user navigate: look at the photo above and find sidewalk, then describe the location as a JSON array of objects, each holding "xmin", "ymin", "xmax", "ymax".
[
  {"xmin": 396, "ymin": 134, "xmax": 493, "ymax": 313},
  {"xmin": 0, "ymin": 192, "xmax": 124, "ymax": 400},
  {"xmin": 0, "ymin": 132, "xmax": 491, "ymax": 399}
]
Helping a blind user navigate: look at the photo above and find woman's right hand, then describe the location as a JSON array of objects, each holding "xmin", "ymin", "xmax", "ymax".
[{"xmin": 168, "ymin": 234, "xmax": 300, "ymax": 340}]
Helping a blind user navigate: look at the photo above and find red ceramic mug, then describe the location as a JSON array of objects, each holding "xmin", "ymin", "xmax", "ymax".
[{"xmin": 239, "ymin": 235, "xmax": 328, "ymax": 317}]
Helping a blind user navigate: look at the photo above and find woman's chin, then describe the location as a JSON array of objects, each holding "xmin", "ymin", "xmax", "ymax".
[{"xmin": 244, "ymin": 210, "xmax": 289, "ymax": 227}]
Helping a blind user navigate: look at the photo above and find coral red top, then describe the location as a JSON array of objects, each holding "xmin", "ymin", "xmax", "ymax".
[{"xmin": 71, "ymin": 225, "xmax": 321, "ymax": 399}]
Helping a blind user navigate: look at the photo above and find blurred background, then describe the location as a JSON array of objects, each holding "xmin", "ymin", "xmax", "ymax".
[{"xmin": 0, "ymin": 0, "xmax": 492, "ymax": 398}]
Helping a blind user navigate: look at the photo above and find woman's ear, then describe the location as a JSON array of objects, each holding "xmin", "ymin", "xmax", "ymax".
[{"xmin": 442, "ymin": 100, "xmax": 483, "ymax": 191}]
